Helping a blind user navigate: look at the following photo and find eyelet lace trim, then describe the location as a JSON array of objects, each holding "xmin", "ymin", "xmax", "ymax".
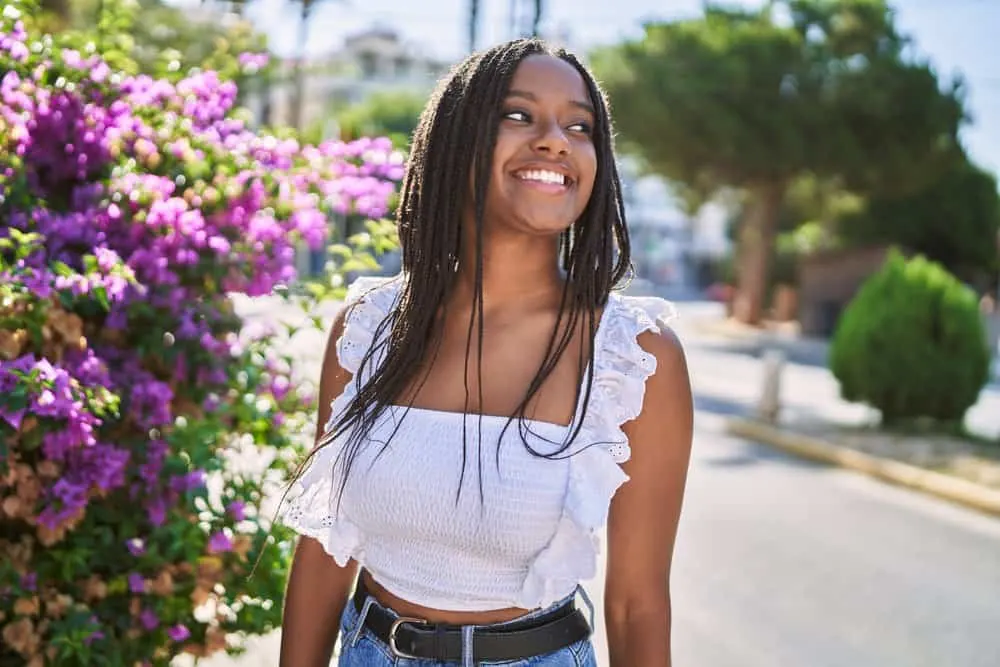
[
  {"xmin": 280, "ymin": 276, "xmax": 400, "ymax": 566},
  {"xmin": 516, "ymin": 293, "xmax": 677, "ymax": 608}
]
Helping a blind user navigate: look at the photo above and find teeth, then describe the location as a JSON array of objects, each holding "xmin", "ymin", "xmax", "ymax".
[{"xmin": 518, "ymin": 169, "xmax": 566, "ymax": 185}]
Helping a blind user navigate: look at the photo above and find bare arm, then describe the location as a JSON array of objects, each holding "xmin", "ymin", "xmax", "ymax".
[
  {"xmin": 280, "ymin": 308, "xmax": 360, "ymax": 667},
  {"xmin": 604, "ymin": 328, "xmax": 694, "ymax": 667}
]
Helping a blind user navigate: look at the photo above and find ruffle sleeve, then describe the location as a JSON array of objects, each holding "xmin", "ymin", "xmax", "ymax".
[
  {"xmin": 279, "ymin": 275, "xmax": 401, "ymax": 565},
  {"xmin": 335, "ymin": 275, "xmax": 402, "ymax": 375},
  {"xmin": 517, "ymin": 294, "xmax": 677, "ymax": 608}
]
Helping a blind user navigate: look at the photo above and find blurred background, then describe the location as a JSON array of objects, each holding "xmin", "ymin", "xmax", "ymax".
[{"xmin": 20, "ymin": 1, "xmax": 1000, "ymax": 665}]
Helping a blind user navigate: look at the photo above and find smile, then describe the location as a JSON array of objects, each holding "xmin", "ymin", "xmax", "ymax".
[{"xmin": 513, "ymin": 169, "xmax": 573, "ymax": 191}]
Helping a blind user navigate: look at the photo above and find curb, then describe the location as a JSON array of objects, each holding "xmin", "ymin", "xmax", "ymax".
[{"xmin": 725, "ymin": 417, "xmax": 1000, "ymax": 517}]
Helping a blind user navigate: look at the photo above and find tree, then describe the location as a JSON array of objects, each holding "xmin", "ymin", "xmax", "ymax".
[
  {"xmin": 289, "ymin": 0, "xmax": 317, "ymax": 130},
  {"xmin": 593, "ymin": 0, "xmax": 966, "ymax": 323},
  {"xmin": 839, "ymin": 157, "xmax": 1000, "ymax": 282},
  {"xmin": 37, "ymin": 0, "xmax": 72, "ymax": 29},
  {"xmin": 532, "ymin": 0, "xmax": 543, "ymax": 37},
  {"xmin": 469, "ymin": 0, "xmax": 480, "ymax": 52},
  {"xmin": 34, "ymin": 0, "xmax": 270, "ymax": 85},
  {"xmin": 287, "ymin": 0, "xmax": 346, "ymax": 129},
  {"xmin": 335, "ymin": 89, "xmax": 427, "ymax": 147}
]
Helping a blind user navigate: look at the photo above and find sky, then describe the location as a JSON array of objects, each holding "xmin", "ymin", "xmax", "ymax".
[{"xmin": 173, "ymin": 0, "xmax": 999, "ymax": 176}]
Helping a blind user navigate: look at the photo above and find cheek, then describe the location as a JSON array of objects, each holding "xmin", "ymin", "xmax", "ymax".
[{"xmin": 576, "ymin": 148, "xmax": 598, "ymax": 204}]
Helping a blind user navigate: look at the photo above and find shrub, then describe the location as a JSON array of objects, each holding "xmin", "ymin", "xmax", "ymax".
[
  {"xmin": 0, "ymin": 2, "xmax": 401, "ymax": 664},
  {"xmin": 829, "ymin": 249, "xmax": 991, "ymax": 426}
]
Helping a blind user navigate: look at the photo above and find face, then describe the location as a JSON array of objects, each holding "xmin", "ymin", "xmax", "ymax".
[{"xmin": 477, "ymin": 54, "xmax": 598, "ymax": 237}]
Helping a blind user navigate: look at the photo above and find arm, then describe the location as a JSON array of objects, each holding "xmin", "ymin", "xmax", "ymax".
[
  {"xmin": 280, "ymin": 308, "xmax": 360, "ymax": 667},
  {"xmin": 604, "ymin": 328, "xmax": 694, "ymax": 667}
]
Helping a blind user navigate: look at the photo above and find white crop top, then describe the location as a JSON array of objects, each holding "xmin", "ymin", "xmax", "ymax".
[{"xmin": 281, "ymin": 275, "xmax": 676, "ymax": 611}]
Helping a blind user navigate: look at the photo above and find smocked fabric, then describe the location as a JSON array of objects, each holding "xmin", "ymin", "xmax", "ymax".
[{"xmin": 281, "ymin": 275, "xmax": 677, "ymax": 611}]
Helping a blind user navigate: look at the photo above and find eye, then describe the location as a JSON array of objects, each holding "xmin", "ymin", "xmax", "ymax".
[
  {"xmin": 503, "ymin": 110, "xmax": 530, "ymax": 123},
  {"xmin": 567, "ymin": 121, "xmax": 592, "ymax": 134}
]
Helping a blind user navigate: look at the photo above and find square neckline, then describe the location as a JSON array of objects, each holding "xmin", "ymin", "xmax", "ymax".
[{"xmin": 385, "ymin": 294, "xmax": 619, "ymax": 430}]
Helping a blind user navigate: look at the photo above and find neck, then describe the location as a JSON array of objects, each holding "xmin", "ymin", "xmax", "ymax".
[{"xmin": 451, "ymin": 230, "xmax": 564, "ymax": 310}]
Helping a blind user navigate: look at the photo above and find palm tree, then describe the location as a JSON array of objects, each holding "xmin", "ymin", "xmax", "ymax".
[
  {"xmin": 287, "ymin": 0, "xmax": 346, "ymax": 130},
  {"xmin": 531, "ymin": 0, "xmax": 543, "ymax": 37},
  {"xmin": 468, "ymin": 0, "xmax": 480, "ymax": 52},
  {"xmin": 504, "ymin": 0, "xmax": 543, "ymax": 41}
]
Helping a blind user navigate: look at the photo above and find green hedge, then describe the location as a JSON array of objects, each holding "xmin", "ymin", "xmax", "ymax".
[{"xmin": 829, "ymin": 249, "xmax": 990, "ymax": 426}]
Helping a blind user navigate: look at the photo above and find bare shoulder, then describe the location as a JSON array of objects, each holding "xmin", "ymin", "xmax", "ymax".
[
  {"xmin": 321, "ymin": 305, "xmax": 350, "ymax": 377},
  {"xmin": 315, "ymin": 306, "xmax": 352, "ymax": 442},
  {"xmin": 636, "ymin": 325, "xmax": 688, "ymax": 380},
  {"xmin": 623, "ymin": 324, "xmax": 692, "ymax": 454}
]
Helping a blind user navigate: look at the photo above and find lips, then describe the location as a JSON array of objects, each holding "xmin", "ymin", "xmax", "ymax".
[{"xmin": 511, "ymin": 164, "xmax": 575, "ymax": 192}]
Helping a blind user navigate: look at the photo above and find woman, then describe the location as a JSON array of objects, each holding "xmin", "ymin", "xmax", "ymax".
[{"xmin": 280, "ymin": 38, "xmax": 693, "ymax": 666}]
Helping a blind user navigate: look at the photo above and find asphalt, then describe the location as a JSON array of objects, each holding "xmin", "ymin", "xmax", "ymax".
[{"xmin": 670, "ymin": 413, "xmax": 1000, "ymax": 667}]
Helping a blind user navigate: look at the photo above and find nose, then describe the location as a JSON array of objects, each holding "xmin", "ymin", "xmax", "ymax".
[{"xmin": 530, "ymin": 119, "xmax": 571, "ymax": 156}]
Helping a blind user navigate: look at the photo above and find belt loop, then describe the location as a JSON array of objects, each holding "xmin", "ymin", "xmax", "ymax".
[
  {"xmin": 461, "ymin": 625, "xmax": 476, "ymax": 667},
  {"xmin": 349, "ymin": 596, "xmax": 376, "ymax": 648},
  {"xmin": 576, "ymin": 585, "xmax": 596, "ymax": 629}
]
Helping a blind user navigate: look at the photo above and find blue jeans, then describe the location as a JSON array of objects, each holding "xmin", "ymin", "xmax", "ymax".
[{"xmin": 337, "ymin": 590, "xmax": 598, "ymax": 666}]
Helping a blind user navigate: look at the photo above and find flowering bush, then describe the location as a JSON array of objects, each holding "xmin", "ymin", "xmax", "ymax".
[{"xmin": 0, "ymin": 2, "xmax": 402, "ymax": 664}]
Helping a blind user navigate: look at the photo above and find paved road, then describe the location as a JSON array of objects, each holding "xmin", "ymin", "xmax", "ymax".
[
  {"xmin": 670, "ymin": 412, "xmax": 1000, "ymax": 667},
  {"xmin": 183, "ymin": 295, "xmax": 1000, "ymax": 667}
]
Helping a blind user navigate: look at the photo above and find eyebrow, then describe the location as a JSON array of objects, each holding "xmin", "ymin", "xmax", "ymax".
[{"xmin": 506, "ymin": 89, "xmax": 596, "ymax": 116}]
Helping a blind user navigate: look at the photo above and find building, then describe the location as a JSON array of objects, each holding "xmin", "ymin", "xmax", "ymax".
[
  {"xmin": 618, "ymin": 157, "xmax": 731, "ymax": 291},
  {"xmin": 245, "ymin": 27, "xmax": 450, "ymax": 134}
]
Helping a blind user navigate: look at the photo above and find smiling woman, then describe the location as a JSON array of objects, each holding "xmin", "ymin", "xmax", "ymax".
[
  {"xmin": 279, "ymin": 39, "xmax": 694, "ymax": 667},
  {"xmin": 488, "ymin": 58, "xmax": 597, "ymax": 236}
]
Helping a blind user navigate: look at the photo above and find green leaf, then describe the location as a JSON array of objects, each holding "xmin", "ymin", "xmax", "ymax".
[{"xmin": 52, "ymin": 260, "xmax": 76, "ymax": 277}]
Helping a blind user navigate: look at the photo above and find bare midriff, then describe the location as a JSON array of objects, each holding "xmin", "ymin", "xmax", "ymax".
[{"xmin": 360, "ymin": 570, "xmax": 531, "ymax": 626}]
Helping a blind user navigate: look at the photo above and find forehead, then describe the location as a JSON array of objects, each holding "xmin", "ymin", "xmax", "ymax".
[{"xmin": 509, "ymin": 54, "xmax": 591, "ymax": 105}]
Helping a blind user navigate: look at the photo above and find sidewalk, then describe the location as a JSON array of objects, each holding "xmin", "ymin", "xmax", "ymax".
[{"xmin": 689, "ymin": 313, "xmax": 1000, "ymax": 384}]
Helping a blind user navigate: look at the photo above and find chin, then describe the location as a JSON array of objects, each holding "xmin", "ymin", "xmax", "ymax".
[
  {"xmin": 519, "ymin": 219, "xmax": 575, "ymax": 237},
  {"xmin": 510, "ymin": 208, "xmax": 580, "ymax": 236}
]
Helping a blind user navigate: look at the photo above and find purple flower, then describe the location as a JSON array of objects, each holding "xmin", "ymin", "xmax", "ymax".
[
  {"xmin": 20, "ymin": 572, "xmax": 37, "ymax": 591},
  {"xmin": 146, "ymin": 498, "xmax": 167, "ymax": 527},
  {"xmin": 61, "ymin": 49, "xmax": 84, "ymax": 69},
  {"xmin": 269, "ymin": 375, "xmax": 291, "ymax": 401},
  {"xmin": 139, "ymin": 607, "xmax": 159, "ymax": 630},
  {"xmin": 168, "ymin": 624, "xmax": 191, "ymax": 642},
  {"xmin": 0, "ymin": 406, "xmax": 26, "ymax": 430},
  {"xmin": 226, "ymin": 500, "xmax": 246, "ymax": 521},
  {"xmin": 128, "ymin": 573, "xmax": 145, "ymax": 594},
  {"xmin": 207, "ymin": 530, "xmax": 233, "ymax": 554},
  {"xmin": 170, "ymin": 469, "xmax": 206, "ymax": 494},
  {"xmin": 126, "ymin": 538, "xmax": 146, "ymax": 557}
]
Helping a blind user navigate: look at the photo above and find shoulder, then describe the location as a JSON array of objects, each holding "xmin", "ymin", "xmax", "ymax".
[
  {"xmin": 611, "ymin": 294, "xmax": 677, "ymax": 334},
  {"xmin": 343, "ymin": 273, "xmax": 404, "ymax": 313},
  {"xmin": 334, "ymin": 273, "xmax": 404, "ymax": 374},
  {"xmin": 637, "ymin": 325, "xmax": 686, "ymax": 376},
  {"xmin": 608, "ymin": 293, "xmax": 689, "ymax": 413},
  {"xmin": 608, "ymin": 294, "xmax": 682, "ymax": 366}
]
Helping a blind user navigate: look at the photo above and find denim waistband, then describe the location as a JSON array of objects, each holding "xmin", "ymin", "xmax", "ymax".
[{"xmin": 345, "ymin": 583, "xmax": 595, "ymax": 667}]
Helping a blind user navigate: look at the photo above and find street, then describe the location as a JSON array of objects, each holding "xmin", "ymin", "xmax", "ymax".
[
  {"xmin": 187, "ymin": 296, "xmax": 1000, "ymax": 667},
  {"xmin": 670, "ymin": 412, "xmax": 1000, "ymax": 667}
]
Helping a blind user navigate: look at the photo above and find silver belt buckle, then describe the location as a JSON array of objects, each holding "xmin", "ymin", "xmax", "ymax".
[{"xmin": 388, "ymin": 616, "xmax": 429, "ymax": 659}]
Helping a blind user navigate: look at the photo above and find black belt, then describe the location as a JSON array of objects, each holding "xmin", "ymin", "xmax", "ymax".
[{"xmin": 351, "ymin": 575, "xmax": 591, "ymax": 662}]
